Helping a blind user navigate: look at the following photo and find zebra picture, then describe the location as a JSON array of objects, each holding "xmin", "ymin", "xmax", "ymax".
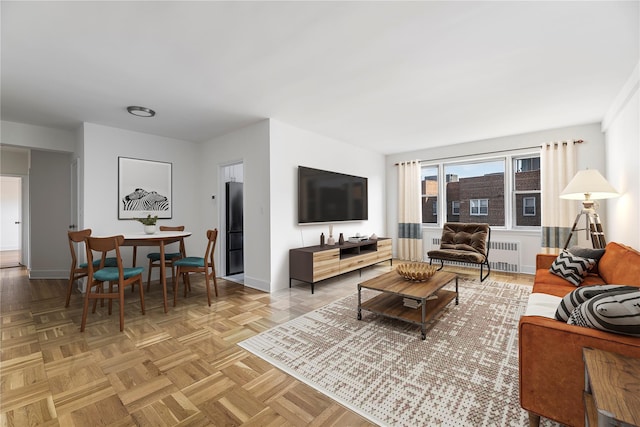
[
  {"xmin": 122, "ymin": 188, "xmax": 170, "ymax": 211},
  {"xmin": 118, "ymin": 157, "xmax": 172, "ymax": 219}
]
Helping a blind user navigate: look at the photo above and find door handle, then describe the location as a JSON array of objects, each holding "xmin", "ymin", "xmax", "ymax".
[
  {"xmin": 69, "ymin": 224, "xmax": 77, "ymax": 230},
  {"xmin": 14, "ymin": 221, "xmax": 21, "ymax": 224}
]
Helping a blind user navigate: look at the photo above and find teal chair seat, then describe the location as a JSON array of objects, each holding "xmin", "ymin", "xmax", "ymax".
[
  {"xmin": 174, "ymin": 257, "xmax": 205, "ymax": 268},
  {"xmin": 147, "ymin": 252, "xmax": 182, "ymax": 262},
  {"xmin": 79, "ymin": 257, "xmax": 118, "ymax": 269},
  {"xmin": 94, "ymin": 266, "xmax": 145, "ymax": 282}
]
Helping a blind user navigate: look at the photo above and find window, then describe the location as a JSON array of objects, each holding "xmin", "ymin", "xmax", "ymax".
[
  {"xmin": 451, "ymin": 201, "xmax": 460, "ymax": 215},
  {"xmin": 420, "ymin": 166, "xmax": 438, "ymax": 224},
  {"xmin": 470, "ymin": 199, "xmax": 489, "ymax": 215},
  {"xmin": 420, "ymin": 153, "xmax": 540, "ymax": 229},
  {"xmin": 523, "ymin": 197, "xmax": 536, "ymax": 216},
  {"xmin": 445, "ymin": 160, "xmax": 505, "ymax": 225},
  {"xmin": 513, "ymin": 156, "xmax": 541, "ymax": 226}
]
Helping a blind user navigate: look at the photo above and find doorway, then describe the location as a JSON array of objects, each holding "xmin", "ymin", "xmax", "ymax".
[
  {"xmin": 1, "ymin": 176, "xmax": 23, "ymax": 268},
  {"xmin": 222, "ymin": 163, "xmax": 244, "ymax": 284}
]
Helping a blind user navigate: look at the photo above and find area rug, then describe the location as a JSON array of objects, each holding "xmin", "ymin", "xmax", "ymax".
[{"xmin": 239, "ymin": 278, "xmax": 561, "ymax": 427}]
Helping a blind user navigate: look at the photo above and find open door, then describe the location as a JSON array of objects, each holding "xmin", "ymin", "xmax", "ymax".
[
  {"xmin": 0, "ymin": 176, "xmax": 22, "ymax": 268},
  {"xmin": 225, "ymin": 181, "xmax": 244, "ymax": 275}
]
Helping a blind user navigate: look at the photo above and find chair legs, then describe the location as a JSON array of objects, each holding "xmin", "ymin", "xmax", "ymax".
[
  {"xmin": 174, "ymin": 268, "xmax": 217, "ymax": 307},
  {"xmin": 80, "ymin": 278, "xmax": 145, "ymax": 332},
  {"xmin": 66, "ymin": 271, "xmax": 77, "ymax": 308}
]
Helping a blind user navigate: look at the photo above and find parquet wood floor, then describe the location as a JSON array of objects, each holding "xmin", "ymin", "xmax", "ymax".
[{"xmin": 0, "ymin": 262, "xmax": 533, "ymax": 426}]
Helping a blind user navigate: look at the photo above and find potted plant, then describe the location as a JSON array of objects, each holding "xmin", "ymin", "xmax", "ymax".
[{"xmin": 135, "ymin": 214, "xmax": 158, "ymax": 234}]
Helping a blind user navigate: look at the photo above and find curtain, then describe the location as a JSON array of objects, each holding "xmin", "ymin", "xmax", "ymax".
[
  {"xmin": 541, "ymin": 141, "xmax": 577, "ymax": 253},
  {"xmin": 397, "ymin": 160, "xmax": 423, "ymax": 261}
]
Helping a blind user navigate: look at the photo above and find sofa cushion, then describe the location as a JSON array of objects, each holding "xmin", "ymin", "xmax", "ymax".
[
  {"xmin": 525, "ymin": 293, "xmax": 562, "ymax": 318},
  {"xmin": 568, "ymin": 290, "xmax": 640, "ymax": 337},
  {"xmin": 598, "ymin": 242, "xmax": 640, "ymax": 287},
  {"xmin": 567, "ymin": 246, "xmax": 605, "ymax": 261},
  {"xmin": 549, "ymin": 250, "xmax": 596, "ymax": 286},
  {"xmin": 555, "ymin": 284, "xmax": 638, "ymax": 322}
]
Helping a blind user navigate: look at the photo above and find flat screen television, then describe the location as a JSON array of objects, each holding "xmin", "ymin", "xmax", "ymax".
[{"xmin": 298, "ymin": 166, "xmax": 368, "ymax": 224}]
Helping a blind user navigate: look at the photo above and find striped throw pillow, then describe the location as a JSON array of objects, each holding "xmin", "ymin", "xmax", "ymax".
[
  {"xmin": 549, "ymin": 250, "xmax": 596, "ymax": 286},
  {"xmin": 555, "ymin": 285, "xmax": 638, "ymax": 322},
  {"xmin": 568, "ymin": 290, "xmax": 640, "ymax": 337}
]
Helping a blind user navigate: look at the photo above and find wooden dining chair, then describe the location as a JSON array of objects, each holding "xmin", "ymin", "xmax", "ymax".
[
  {"xmin": 66, "ymin": 228, "xmax": 117, "ymax": 307},
  {"xmin": 81, "ymin": 235, "xmax": 145, "ymax": 332},
  {"xmin": 173, "ymin": 229, "xmax": 218, "ymax": 307},
  {"xmin": 146, "ymin": 225, "xmax": 186, "ymax": 292}
]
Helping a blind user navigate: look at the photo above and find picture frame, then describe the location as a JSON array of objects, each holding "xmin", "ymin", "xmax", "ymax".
[{"xmin": 118, "ymin": 157, "xmax": 172, "ymax": 219}]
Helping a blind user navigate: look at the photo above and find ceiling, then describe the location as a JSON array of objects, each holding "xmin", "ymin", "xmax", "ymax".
[{"xmin": 1, "ymin": 1, "xmax": 638, "ymax": 155}]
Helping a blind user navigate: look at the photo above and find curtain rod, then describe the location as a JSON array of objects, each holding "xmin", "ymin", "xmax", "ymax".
[{"xmin": 395, "ymin": 139, "xmax": 583, "ymax": 165}]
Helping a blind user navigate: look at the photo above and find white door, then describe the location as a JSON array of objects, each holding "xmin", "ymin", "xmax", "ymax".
[{"xmin": 0, "ymin": 176, "xmax": 22, "ymax": 267}]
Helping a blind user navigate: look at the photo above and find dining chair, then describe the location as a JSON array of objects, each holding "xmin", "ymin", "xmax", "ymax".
[
  {"xmin": 173, "ymin": 229, "xmax": 218, "ymax": 307},
  {"xmin": 145, "ymin": 225, "xmax": 186, "ymax": 292},
  {"xmin": 81, "ymin": 235, "xmax": 145, "ymax": 332},
  {"xmin": 66, "ymin": 228, "xmax": 118, "ymax": 307}
]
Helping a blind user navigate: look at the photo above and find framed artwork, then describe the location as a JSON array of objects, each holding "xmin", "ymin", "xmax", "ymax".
[{"xmin": 118, "ymin": 157, "xmax": 172, "ymax": 219}]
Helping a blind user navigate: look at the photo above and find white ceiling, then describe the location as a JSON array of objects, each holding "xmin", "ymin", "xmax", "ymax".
[{"xmin": 2, "ymin": 1, "xmax": 638, "ymax": 155}]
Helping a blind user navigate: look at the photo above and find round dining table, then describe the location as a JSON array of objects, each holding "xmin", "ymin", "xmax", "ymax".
[{"xmin": 121, "ymin": 231, "xmax": 192, "ymax": 313}]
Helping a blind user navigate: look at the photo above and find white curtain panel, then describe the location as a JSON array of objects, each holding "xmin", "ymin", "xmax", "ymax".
[
  {"xmin": 397, "ymin": 160, "xmax": 423, "ymax": 261},
  {"xmin": 541, "ymin": 141, "xmax": 577, "ymax": 253}
]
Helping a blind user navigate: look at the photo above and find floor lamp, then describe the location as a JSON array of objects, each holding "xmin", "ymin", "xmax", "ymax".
[{"xmin": 560, "ymin": 169, "xmax": 619, "ymax": 249}]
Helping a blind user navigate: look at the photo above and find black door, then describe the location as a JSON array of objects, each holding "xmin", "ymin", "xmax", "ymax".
[{"xmin": 226, "ymin": 182, "xmax": 244, "ymax": 275}]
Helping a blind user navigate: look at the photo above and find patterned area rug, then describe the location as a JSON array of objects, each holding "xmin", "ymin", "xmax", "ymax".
[{"xmin": 239, "ymin": 278, "xmax": 562, "ymax": 427}]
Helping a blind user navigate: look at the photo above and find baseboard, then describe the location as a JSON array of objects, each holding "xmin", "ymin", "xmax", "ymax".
[
  {"xmin": 243, "ymin": 275, "xmax": 270, "ymax": 292},
  {"xmin": 28, "ymin": 269, "xmax": 67, "ymax": 279}
]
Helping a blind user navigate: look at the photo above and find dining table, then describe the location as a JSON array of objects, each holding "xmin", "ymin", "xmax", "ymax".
[{"xmin": 122, "ymin": 230, "xmax": 192, "ymax": 313}]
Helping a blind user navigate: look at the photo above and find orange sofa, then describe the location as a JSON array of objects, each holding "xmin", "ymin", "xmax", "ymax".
[{"xmin": 519, "ymin": 242, "xmax": 640, "ymax": 427}]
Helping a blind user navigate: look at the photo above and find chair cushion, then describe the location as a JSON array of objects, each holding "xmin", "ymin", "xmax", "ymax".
[
  {"xmin": 173, "ymin": 257, "xmax": 205, "ymax": 268},
  {"xmin": 93, "ymin": 266, "xmax": 144, "ymax": 282},
  {"xmin": 439, "ymin": 223, "xmax": 489, "ymax": 256},
  {"xmin": 427, "ymin": 249, "xmax": 486, "ymax": 264},
  {"xmin": 147, "ymin": 252, "xmax": 182, "ymax": 261},
  {"xmin": 79, "ymin": 257, "xmax": 118, "ymax": 269}
]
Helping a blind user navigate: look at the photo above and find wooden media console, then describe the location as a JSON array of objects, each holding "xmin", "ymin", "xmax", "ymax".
[{"xmin": 289, "ymin": 238, "xmax": 392, "ymax": 294}]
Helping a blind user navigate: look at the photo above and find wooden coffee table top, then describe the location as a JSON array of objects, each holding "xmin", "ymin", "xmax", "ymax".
[{"xmin": 359, "ymin": 270, "xmax": 457, "ymax": 299}]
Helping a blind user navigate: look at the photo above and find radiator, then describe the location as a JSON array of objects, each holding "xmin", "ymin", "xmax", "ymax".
[{"xmin": 427, "ymin": 237, "xmax": 520, "ymax": 273}]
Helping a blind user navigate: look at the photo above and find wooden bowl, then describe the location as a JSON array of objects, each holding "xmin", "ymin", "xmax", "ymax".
[{"xmin": 396, "ymin": 263, "xmax": 437, "ymax": 282}]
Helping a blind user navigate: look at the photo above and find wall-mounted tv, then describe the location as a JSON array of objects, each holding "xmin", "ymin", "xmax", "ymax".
[{"xmin": 298, "ymin": 166, "xmax": 368, "ymax": 224}]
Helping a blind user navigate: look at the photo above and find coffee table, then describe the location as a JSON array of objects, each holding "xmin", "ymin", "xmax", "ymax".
[{"xmin": 357, "ymin": 270, "xmax": 458, "ymax": 340}]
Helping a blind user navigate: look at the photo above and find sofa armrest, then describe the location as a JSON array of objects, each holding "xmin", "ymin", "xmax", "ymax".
[
  {"xmin": 535, "ymin": 253, "xmax": 558, "ymax": 270},
  {"xmin": 519, "ymin": 315, "xmax": 640, "ymax": 427}
]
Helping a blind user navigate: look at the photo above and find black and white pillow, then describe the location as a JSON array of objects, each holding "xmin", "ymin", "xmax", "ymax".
[
  {"xmin": 555, "ymin": 285, "xmax": 638, "ymax": 322},
  {"xmin": 549, "ymin": 250, "xmax": 596, "ymax": 286},
  {"xmin": 568, "ymin": 290, "xmax": 640, "ymax": 337}
]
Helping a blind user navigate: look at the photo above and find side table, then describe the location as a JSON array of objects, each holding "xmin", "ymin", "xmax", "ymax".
[{"xmin": 583, "ymin": 347, "xmax": 640, "ymax": 427}]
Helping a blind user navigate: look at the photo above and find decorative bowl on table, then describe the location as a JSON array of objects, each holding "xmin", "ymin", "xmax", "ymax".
[{"xmin": 396, "ymin": 263, "xmax": 437, "ymax": 282}]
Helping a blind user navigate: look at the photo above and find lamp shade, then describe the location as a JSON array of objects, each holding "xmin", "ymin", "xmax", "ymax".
[{"xmin": 560, "ymin": 169, "xmax": 619, "ymax": 200}]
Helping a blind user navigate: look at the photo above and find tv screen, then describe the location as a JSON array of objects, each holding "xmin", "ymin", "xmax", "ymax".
[{"xmin": 298, "ymin": 166, "xmax": 368, "ymax": 224}]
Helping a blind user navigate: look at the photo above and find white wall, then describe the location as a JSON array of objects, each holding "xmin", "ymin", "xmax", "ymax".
[
  {"xmin": 82, "ymin": 123, "xmax": 201, "ymax": 276},
  {"xmin": 29, "ymin": 150, "xmax": 73, "ymax": 278},
  {"xmin": 200, "ymin": 120, "xmax": 271, "ymax": 291},
  {"xmin": 603, "ymin": 61, "xmax": 640, "ymax": 249},
  {"xmin": 2, "ymin": 120, "xmax": 76, "ymax": 152},
  {"xmin": 269, "ymin": 120, "xmax": 386, "ymax": 291},
  {"xmin": 385, "ymin": 123, "xmax": 606, "ymax": 274}
]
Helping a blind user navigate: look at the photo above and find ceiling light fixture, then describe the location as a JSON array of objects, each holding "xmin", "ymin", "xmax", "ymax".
[{"xmin": 127, "ymin": 106, "xmax": 156, "ymax": 117}]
